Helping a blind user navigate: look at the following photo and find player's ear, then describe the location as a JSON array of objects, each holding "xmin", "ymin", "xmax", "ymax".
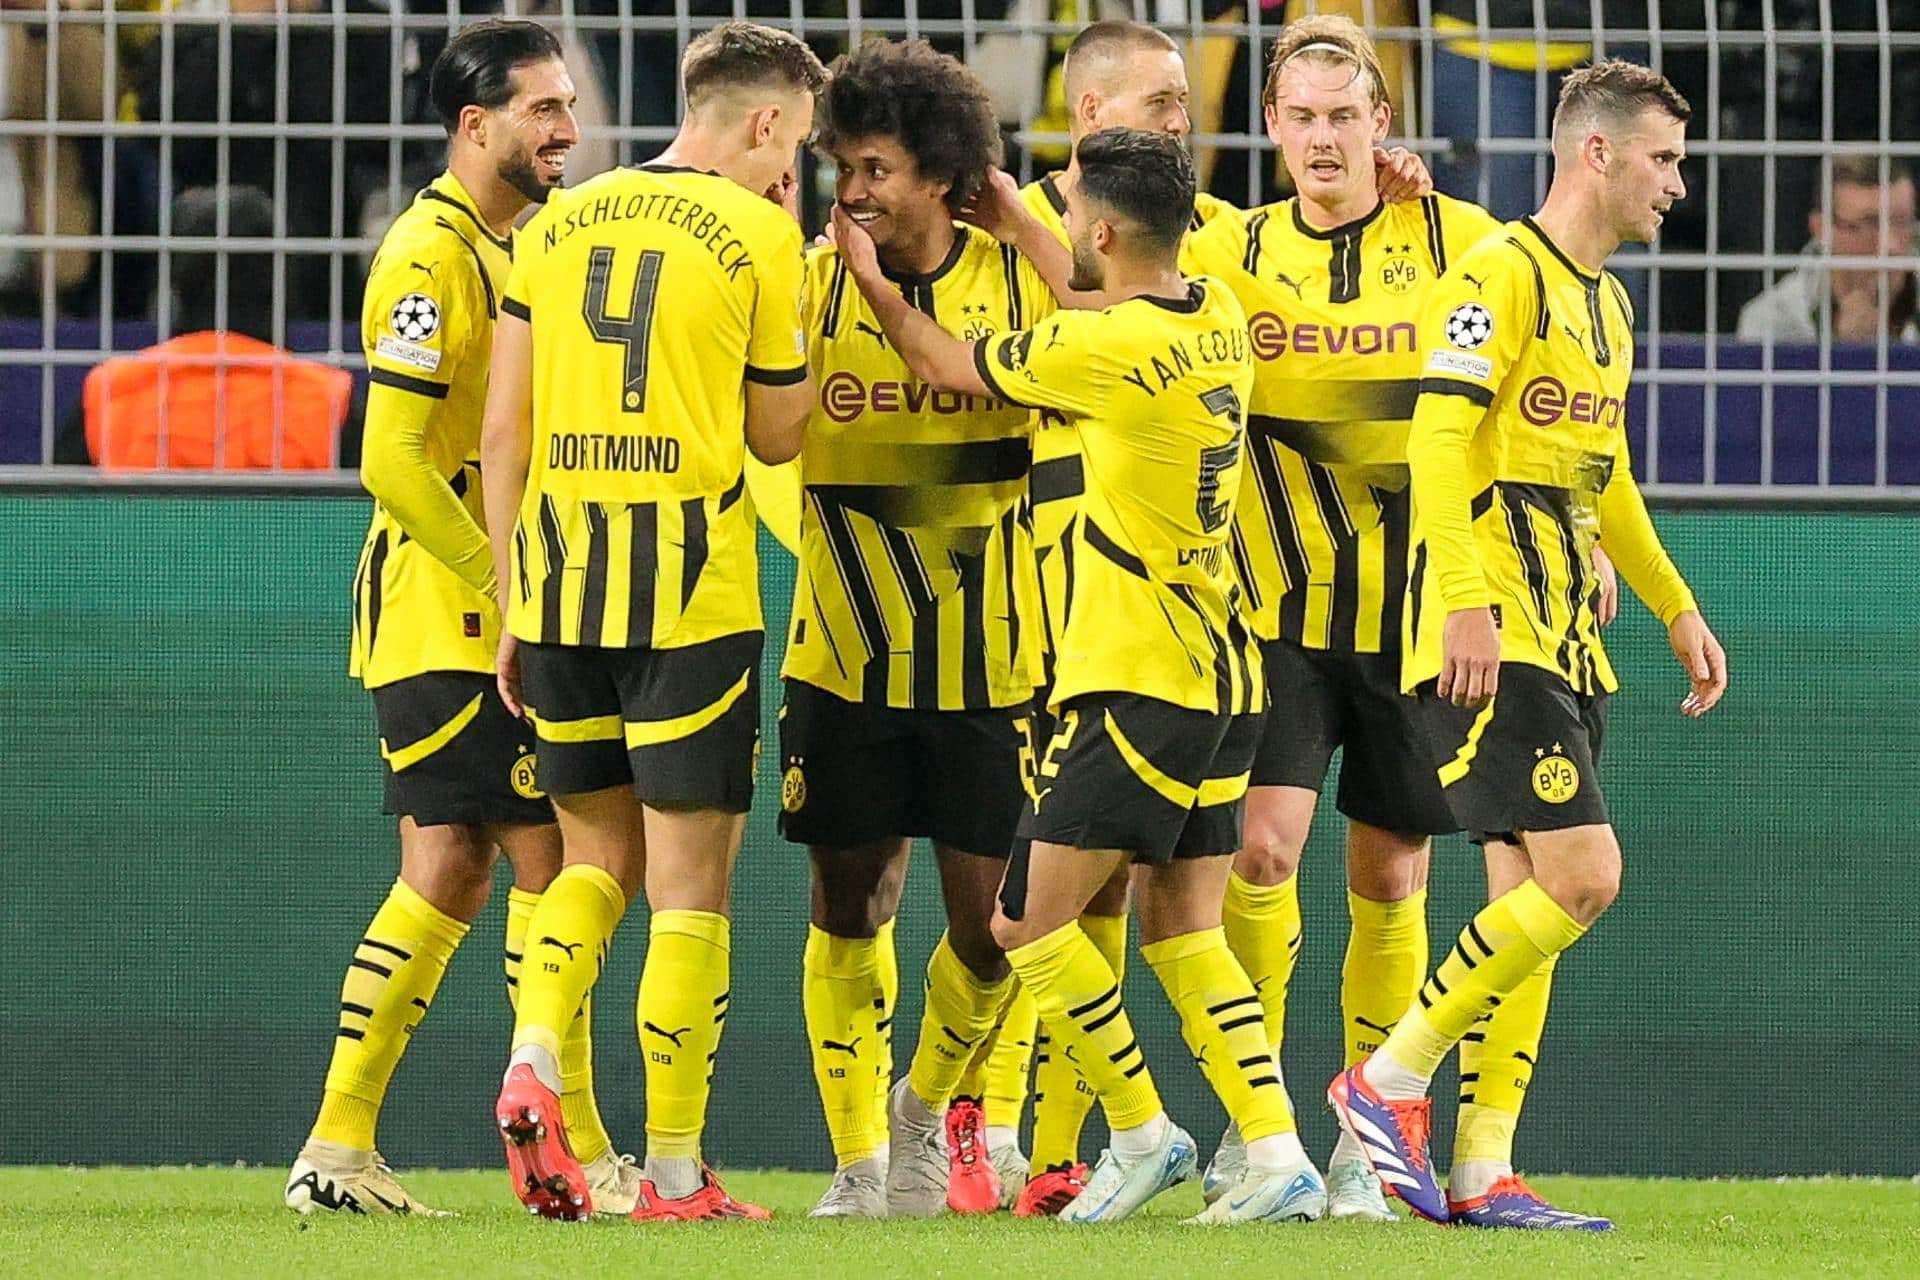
[
  {"xmin": 1263, "ymin": 100, "xmax": 1283, "ymax": 147},
  {"xmin": 458, "ymin": 102, "xmax": 488, "ymax": 148},
  {"xmin": 1372, "ymin": 100, "xmax": 1392, "ymax": 145}
]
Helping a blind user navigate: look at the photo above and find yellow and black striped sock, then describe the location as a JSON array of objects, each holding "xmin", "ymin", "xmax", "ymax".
[
  {"xmin": 1221, "ymin": 871, "xmax": 1302, "ymax": 1059},
  {"xmin": 312, "ymin": 879, "xmax": 468, "ymax": 1150},
  {"xmin": 1343, "ymin": 889, "xmax": 1429, "ymax": 1065},
  {"xmin": 510, "ymin": 865, "xmax": 623, "ymax": 1064},
  {"xmin": 1378, "ymin": 880, "xmax": 1585, "ymax": 1083},
  {"xmin": 906, "ymin": 933, "xmax": 1013, "ymax": 1110},
  {"xmin": 1006, "ymin": 922, "xmax": 1160, "ymax": 1132},
  {"xmin": 635, "ymin": 909, "xmax": 730, "ymax": 1161},
  {"xmin": 1029, "ymin": 912, "xmax": 1127, "ymax": 1169},
  {"xmin": 1456, "ymin": 953, "xmax": 1558, "ymax": 1168},
  {"xmin": 506, "ymin": 887, "xmax": 612, "ymax": 1167},
  {"xmin": 803, "ymin": 925, "xmax": 887, "ymax": 1167},
  {"xmin": 1143, "ymin": 926, "xmax": 1295, "ymax": 1143}
]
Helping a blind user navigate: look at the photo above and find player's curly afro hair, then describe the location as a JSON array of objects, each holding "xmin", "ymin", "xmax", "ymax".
[{"xmin": 816, "ymin": 38, "xmax": 1004, "ymax": 213}]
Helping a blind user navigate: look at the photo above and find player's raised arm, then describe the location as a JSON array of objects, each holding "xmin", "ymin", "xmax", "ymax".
[
  {"xmin": 743, "ymin": 188, "xmax": 813, "ymax": 465},
  {"xmin": 831, "ymin": 203, "xmax": 994, "ymax": 395},
  {"xmin": 963, "ymin": 168, "xmax": 1106, "ymax": 311}
]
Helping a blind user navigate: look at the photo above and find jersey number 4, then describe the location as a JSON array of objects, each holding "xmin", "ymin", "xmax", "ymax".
[
  {"xmin": 1196, "ymin": 385, "xmax": 1245, "ymax": 534},
  {"xmin": 583, "ymin": 246, "xmax": 665, "ymax": 413}
]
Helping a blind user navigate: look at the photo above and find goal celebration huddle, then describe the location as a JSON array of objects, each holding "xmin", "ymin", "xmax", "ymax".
[{"xmin": 288, "ymin": 11, "xmax": 1728, "ymax": 1232}]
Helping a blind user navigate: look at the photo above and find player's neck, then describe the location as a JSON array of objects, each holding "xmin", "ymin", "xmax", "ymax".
[
  {"xmin": 651, "ymin": 127, "xmax": 752, "ymax": 192},
  {"xmin": 1531, "ymin": 187, "xmax": 1619, "ymax": 274},
  {"xmin": 1296, "ymin": 185, "xmax": 1380, "ymax": 232},
  {"xmin": 447, "ymin": 152, "xmax": 527, "ymax": 238},
  {"xmin": 875, "ymin": 216, "xmax": 956, "ymax": 279},
  {"xmin": 1103, "ymin": 256, "xmax": 1187, "ymax": 305}
]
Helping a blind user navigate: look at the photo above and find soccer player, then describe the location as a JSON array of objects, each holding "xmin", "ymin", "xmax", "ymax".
[
  {"xmin": 779, "ymin": 37, "xmax": 1051, "ymax": 1221},
  {"xmin": 284, "ymin": 20, "xmax": 645, "ymax": 1218},
  {"xmin": 1180, "ymin": 16, "xmax": 1505, "ymax": 1220},
  {"xmin": 479, "ymin": 21, "xmax": 823, "ymax": 1221},
  {"xmin": 1329, "ymin": 60, "xmax": 1728, "ymax": 1228},
  {"xmin": 838, "ymin": 127, "xmax": 1319, "ymax": 1226},
  {"xmin": 975, "ymin": 17, "xmax": 1434, "ymax": 1218}
]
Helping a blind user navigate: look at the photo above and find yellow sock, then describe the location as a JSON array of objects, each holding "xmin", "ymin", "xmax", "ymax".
[
  {"xmin": 906, "ymin": 932, "xmax": 1013, "ymax": 1110},
  {"xmin": 1380, "ymin": 880, "xmax": 1585, "ymax": 1081},
  {"xmin": 1456, "ymin": 953, "xmax": 1558, "ymax": 1166},
  {"xmin": 1006, "ymin": 923, "xmax": 1161, "ymax": 1132},
  {"xmin": 1029, "ymin": 912, "xmax": 1127, "ymax": 1170},
  {"xmin": 803, "ymin": 926, "xmax": 887, "ymax": 1167},
  {"xmin": 312, "ymin": 879, "xmax": 469, "ymax": 1149},
  {"xmin": 1222, "ymin": 872, "xmax": 1301, "ymax": 1058},
  {"xmin": 1343, "ymin": 888, "xmax": 1429, "ymax": 1066},
  {"xmin": 506, "ymin": 887, "xmax": 612, "ymax": 1167},
  {"xmin": 981, "ymin": 985, "xmax": 1038, "ymax": 1126},
  {"xmin": 873, "ymin": 916, "xmax": 898, "ymax": 1147},
  {"xmin": 510, "ymin": 865, "xmax": 624, "ymax": 1063},
  {"xmin": 1143, "ymin": 926, "xmax": 1295, "ymax": 1143},
  {"xmin": 636, "ymin": 909, "xmax": 731, "ymax": 1161}
]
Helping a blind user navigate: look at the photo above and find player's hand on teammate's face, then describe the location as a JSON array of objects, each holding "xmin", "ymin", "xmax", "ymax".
[
  {"xmin": 959, "ymin": 169, "xmax": 1023, "ymax": 241},
  {"xmin": 1592, "ymin": 543, "xmax": 1620, "ymax": 626},
  {"xmin": 830, "ymin": 203, "xmax": 880, "ymax": 278},
  {"xmin": 1438, "ymin": 606, "xmax": 1501, "ymax": 708},
  {"xmin": 1669, "ymin": 610, "xmax": 1727, "ymax": 717},
  {"xmin": 495, "ymin": 633, "xmax": 524, "ymax": 720},
  {"xmin": 1373, "ymin": 146, "xmax": 1433, "ymax": 203}
]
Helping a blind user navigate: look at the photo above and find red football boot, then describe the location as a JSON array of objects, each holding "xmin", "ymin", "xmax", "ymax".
[{"xmin": 495, "ymin": 1063, "xmax": 590, "ymax": 1221}]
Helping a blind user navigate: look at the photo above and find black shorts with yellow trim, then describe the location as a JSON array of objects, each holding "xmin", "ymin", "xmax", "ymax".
[
  {"xmin": 1013, "ymin": 692, "xmax": 1262, "ymax": 868},
  {"xmin": 518, "ymin": 630, "xmax": 763, "ymax": 813},
  {"xmin": 776, "ymin": 679, "xmax": 1027, "ymax": 858},
  {"xmin": 1412, "ymin": 662, "xmax": 1610, "ymax": 843},
  {"xmin": 1251, "ymin": 638, "xmax": 1459, "ymax": 838},
  {"xmin": 371, "ymin": 671, "xmax": 553, "ymax": 828}
]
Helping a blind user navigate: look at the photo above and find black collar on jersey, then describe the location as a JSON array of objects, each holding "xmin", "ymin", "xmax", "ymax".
[
  {"xmin": 1288, "ymin": 197, "xmax": 1384, "ymax": 241},
  {"xmin": 1519, "ymin": 216, "xmax": 1600, "ymax": 285},
  {"xmin": 1133, "ymin": 280, "xmax": 1205, "ymax": 314},
  {"xmin": 1291, "ymin": 199, "xmax": 1380, "ymax": 304},
  {"xmin": 881, "ymin": 224, "xmax": 969, "ymax": 288},
  {"xmin": 422, "ymin": 179, "xmax": 512, "ymax": 255},
  {"xmin": 1040, "ymin": 173, "xmax": 1068, "ymax": 217},
  {"xmin": 638, "ymin": 161, "xmax": 721, "ymax": 178}
]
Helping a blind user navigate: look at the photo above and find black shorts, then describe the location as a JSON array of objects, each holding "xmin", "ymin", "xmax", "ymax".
[
  {"xmin": 1412, "ymin": 663, "xmax": 1611, "ymax": 843},
  {"xmin": 371, "ymin": 672, "xmax": 553, "ymax": 828},
  {"xmin": 1013, "ymin": 692, "xmax": 1261, "ymax": 868},
  {"xmin": 518, "ymin": 631, "xmax": 763, "ymax": 813},
  {"xmin": 1251, "ymin": 638, "xmax": 1459, "ymax": 838},
  {"xmin": 776, "ymin": 679, "xmax": 1027, "ymax": 858}
]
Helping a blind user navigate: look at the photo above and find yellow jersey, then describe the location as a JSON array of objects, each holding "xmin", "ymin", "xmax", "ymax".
[
  {"xmin": 784, "ymin": 230, "xmax": 1052, "ymax": 710},
  {"xmin": 1017, "ymin": 173, "xmax": 1237, "ymax": 665},
  {"xmin": 350, "ymin": 171, "xmax": 512, "ymax": 688},
  {"xmin": 976, "ymin": 279, "xmax": 1263, "ymax": 715},
  {"xmin": 1184, "ymin": 193, "xmax": 1503, "ymax": 653},
  {"xmin": 1405, "ymin": 216, "xmax": 1698, "ymax": 696},
  {"xmin": 500, "ymin": 163, "xmax": 808, "ymax": 649}
]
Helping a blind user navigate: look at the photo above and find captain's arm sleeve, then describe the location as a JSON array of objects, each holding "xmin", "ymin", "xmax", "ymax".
[
  {"xmin": 972, "ymin": 311, "xmax": 1097, "ymax": 417},
  {"xmin": 1405, "ymin": 246, "xmax": 1534, "ymax": 611},
  {"xmin": 745, "ymin": 217, "xmax": 809, "ymax": 386},
  {"xmin": 1596, "ymin": 441, "xmax": 1699, "ymax": 624},
  {"xmin": 359, "ymin": 252, "xmax": 494, "ymax": 595}
]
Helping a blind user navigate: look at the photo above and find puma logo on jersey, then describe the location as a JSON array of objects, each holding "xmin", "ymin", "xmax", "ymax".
[
  {"xmin": 853, "ymin": 320, "xmax": 888, "ymax": 347},
  {"xmin": 820, "ymin": 1036, "xmax": 863, "ymax": 1056},
  {"xmin": 1462, "ymin": 272, "xmax": 1487, "ymax": 293},
  {"xmin": 644, "ymin": 1021, "xmax": 692, "ymax": 1047},
  {"xmin": 411, "ymin": 261, "xmax": 439, "ymax": 282},
  {"xmin": 1273, "ymin": 272, "xmax": 1306, "ymax": 299},
  {"xmin": 539, "ymin": 936, "xmax": 583, "ymax": 960}
]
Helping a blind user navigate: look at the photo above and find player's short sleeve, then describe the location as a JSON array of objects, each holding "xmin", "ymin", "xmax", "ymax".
[
  {"xmin": 1179, "ymin": 203, "xmax": 1249, "ymax": 279},
  {"xmin": 1420, "ymin": 240, "xmax": 1536, "ymax": 407},
  {"xmin": 973, "ymin": 310, "xmax": 1097, "ymax": 417},
  {"xmin": 499, "ymin": 196, "xmax": 551, "ymax": 325},
  {"xmin": 363, "ymin": 236, "xmax": 477, "ymax": 400},
  {"xmin": 745, "ymin": 215, "xmax": 809, "ymax": 386}
]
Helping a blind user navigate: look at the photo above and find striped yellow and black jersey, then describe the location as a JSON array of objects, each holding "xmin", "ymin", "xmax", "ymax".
[
  {"xmin": 500, "ymin": 163, "xmax": 808, "ymax": 649},
  {"xmin": 350, "ymin": 171, "xmax": 512, "ymax": 688},
  {"xmin": 784, "ymin": 230, "xmax": 1052, "ymax": 710},
  {"xmin": 976, "ymin": 279, "xmax": 1263, "ymax": 716},
  {"xmin": 1405, "ymin": 216, "xmax": 1698, "ymax": 696},
  {"xmin": 1184, "ymin": 193, "xmax": 1503, "ymax": 654},
  {"xmin": 1019, "ymin": 174, "xmax": 1238, "ymax": 662}
]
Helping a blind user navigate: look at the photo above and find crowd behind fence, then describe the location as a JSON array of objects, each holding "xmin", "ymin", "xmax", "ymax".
[{"xmin": 0, "ymin": 1, "xmax": 1916, "ymax": 491}]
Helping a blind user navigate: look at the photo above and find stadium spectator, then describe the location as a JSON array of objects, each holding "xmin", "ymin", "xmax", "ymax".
[
  {"xmin": 1738, "ymin": 156, "xmax": 1918, "ymax": 344},
  {"xmin": 0, "ymin": 3, "xmax": 111, "ymax": 314},
  {"xmin": 58, "ymin": 184, "xmax": 358, "ymax": 469}
]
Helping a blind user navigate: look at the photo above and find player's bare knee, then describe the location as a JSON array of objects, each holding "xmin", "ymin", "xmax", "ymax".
[
  {"xmin": 946, "ymin": 920, "xmax": 1009, "ymax": 983},
  {"xmin": 1233, "ymin": 824, "xmax": 1303, "ymax": 885},
  {"xmin": 1346, "ymin": 824, "xmax": 1430, "ymax": 901},
  {"xmin": 990, "ymin": 908, "xmax": 1042, "ymax": 954}
]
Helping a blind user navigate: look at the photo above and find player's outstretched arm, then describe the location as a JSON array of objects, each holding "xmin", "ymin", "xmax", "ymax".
[
  {"xmin": 831, "ymin": 205, "xmax": 993, "ymax": 397},
  {"xmin": 961, "ymin": 170, "xmax": 1104, "ymax": 311},
  {"xmin": 479, "ymin": 308, "xmax": 535, "ymax": 717}
]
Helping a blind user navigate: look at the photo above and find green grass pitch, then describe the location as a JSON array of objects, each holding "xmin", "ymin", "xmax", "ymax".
[{"xmin": 4, "ymin": 1169, "xmax": 1916, "ymax": 1278}]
